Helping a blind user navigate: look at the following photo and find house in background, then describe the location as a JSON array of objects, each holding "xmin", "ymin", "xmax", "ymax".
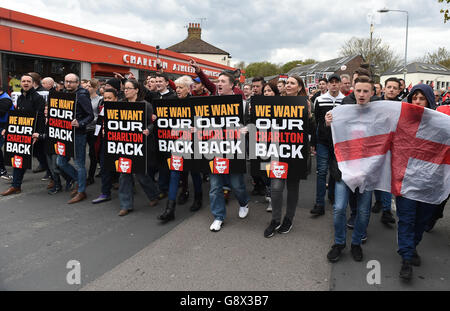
[
  {"xmin": 381, "ymin": 62, "xmax": 450, "ymax": 90},
  {"xmin": 167, "ymin": 23, "xmax": 231, "ymax": 67}
]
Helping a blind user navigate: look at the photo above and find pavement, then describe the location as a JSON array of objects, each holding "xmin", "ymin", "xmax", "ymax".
[{"xmin": 0, "ymin": 159, "xmax": 449, "ymax": 291}]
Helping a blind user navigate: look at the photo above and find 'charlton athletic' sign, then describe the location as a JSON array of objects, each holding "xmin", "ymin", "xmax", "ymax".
[
  {"xmin": 104, "ymin": 101, "xmax": 147, "ymax": 174},
  {"xmin": 154, "ymin": 95, "xmax": 246, "ymax": 174},
  {"xmin": 4, "ymin": 110, "xmax": 36, "ymax": 169},
  {"xmin": 250, "ymin": 96, "xmax": 309, "ymax": 179},
  {"xmin": 47, "ymin": 91, "xmax": 76, "ymax": 157}
]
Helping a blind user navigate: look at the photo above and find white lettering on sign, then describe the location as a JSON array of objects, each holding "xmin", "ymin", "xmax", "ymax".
[{"xmin": 121, "ymin": 53, "xmax": 221, "ymax": 77}]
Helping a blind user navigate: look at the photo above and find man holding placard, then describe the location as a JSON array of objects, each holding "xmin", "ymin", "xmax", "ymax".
[
  {"xmin": 56, "ymin": 73, "xmax": 94, "ymax": 204},
  {"xmin": 1, "ymin": 74, "xmax": 44, "ymax": 196}
]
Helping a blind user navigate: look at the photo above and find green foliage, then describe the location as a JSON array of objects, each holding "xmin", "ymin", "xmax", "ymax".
[
  {"xmin": 244, "ymin": 59, "xmax": 317, "ymax": 78},
  {"xmin": 339, "ymin": 37, "xmax": 402, "ymax": 75},
  {"xmin": 438, "ymin": 0, "xmax": 450, "ymax": 23},
  {"xmin": 417, "ymin": 47, "xmax": 450, "ymax": 68}
]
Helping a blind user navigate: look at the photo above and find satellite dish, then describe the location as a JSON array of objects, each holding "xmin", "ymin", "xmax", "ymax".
[{"xmin": 340, "ymin": 65, "xmax": 347, "ymax": 71}]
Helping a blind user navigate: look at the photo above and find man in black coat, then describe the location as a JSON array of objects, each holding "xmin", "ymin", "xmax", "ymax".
[
  {"xmin": 56, "ymin": 73, "xmax": 94, "ymax": 204},
  {"xmin": 1, "ymin": 74, "xmax": 45, "ymax": 196}
]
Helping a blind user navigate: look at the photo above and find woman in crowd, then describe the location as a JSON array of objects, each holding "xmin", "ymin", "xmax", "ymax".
[
  {"xmin": 264, "ymin": 75, "xmax": 311, "ymax": 238},
  {"xmin": 116, "ymin": 79, "xmax": 159, "ymax": 216},
  {"xmin": 158, "ymin": 75, "xmax": 203, "ymax": 223}
]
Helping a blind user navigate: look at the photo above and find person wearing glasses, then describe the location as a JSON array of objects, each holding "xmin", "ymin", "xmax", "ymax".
[
  {"xmin": 117, "ymin": 79, "xmax": 160, "ymax": 216},
  {"xmin": 56, "ymin": 73, "xmax": 94, "ymax": 204}
]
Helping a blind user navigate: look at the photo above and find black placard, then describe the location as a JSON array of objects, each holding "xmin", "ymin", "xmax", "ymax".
[
  {"xmin": 104, "ymin": 101, "xmax": 147, "ymax": 174},
  {"xmin": 250, "ymin": 96, "xmax": 309, "ymax": 179},
  {"xmin": 4, "ymin": 110, "xmax": 36, "ymax": 170},
  {"xmin": 154, "ymin": 95, "xmax": 246, "ymax": 174},
  {"xmin": 47, "ymin": 91, "xmax": 76, "ymax": 157}
]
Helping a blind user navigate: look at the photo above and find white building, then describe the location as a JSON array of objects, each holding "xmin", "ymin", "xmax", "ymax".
[{"xmin": 381, "ymin": 62, "xmax": 450, "ymax": 90}]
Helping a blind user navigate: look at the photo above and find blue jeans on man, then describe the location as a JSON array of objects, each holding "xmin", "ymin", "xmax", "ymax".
[
  {"xmin": 209, "ymin": 174, "xmax": 249, "ymax": 221},
  {"xmin": 168, "ymin": 170, "xmax": 202, "ymax": 201},
  {"xmin": 374, "ymin": 190, "xmax": 392, "ymax": 212},
  {"xmin": 333, "ymin": 180, "xmax": 372, "ymax": 245},
  {"xmin": 12, "ymin": 168, "xmax": 26, "ymax": 188},
  {"xmin": 396, "ymin": 196, "xmax": 435, "ymax": 261},
  {"xmin": 57, "ymin": 133, "xmax": 87, "ymax": 193},
  {"xmin": 118, "ymin": 172, "xmax": 159, "ymax": 211},
  {"xmin": 315, "ymin": 143, "xmax": 335, "ymax": 206}
]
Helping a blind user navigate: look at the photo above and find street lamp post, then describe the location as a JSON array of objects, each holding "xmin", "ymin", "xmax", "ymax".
[{"xmin": 378, "ymin": 9, "xmax": 409, "ymax": 82}]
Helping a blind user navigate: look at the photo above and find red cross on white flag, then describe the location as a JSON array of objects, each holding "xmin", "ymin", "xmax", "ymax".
[{"xmin": 331, "ymin": 101, "xmax": 450, "ymax": 205}]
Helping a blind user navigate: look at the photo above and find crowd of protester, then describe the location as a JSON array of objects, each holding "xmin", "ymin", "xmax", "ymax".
[{"xmin": 0, "ymin": 58, "xmax": 449, "ymax": 282}]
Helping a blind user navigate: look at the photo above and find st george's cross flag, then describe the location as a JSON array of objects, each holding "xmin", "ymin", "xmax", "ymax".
[{"xmin": 330, "ymin": 101, "xmax": 450, "ymax": 205}]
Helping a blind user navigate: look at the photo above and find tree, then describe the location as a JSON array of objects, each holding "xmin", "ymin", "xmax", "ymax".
[
  {"xmin": 234, "ymin": 61, "xmax": 246, "ymax": 70},
  {"xmin": 280, "ymin": 59, "xmax": 317, "ymax": 74},
  {"xmin": 339, "ymin": 37, "xmax": 402, "ymax": 75},
  {"xmin": 417, "ymin": 47, "xmax": 450, "ymax": 68},
  {"xmin": 438, "ymin": 0, "xmax": 450, "ymax": 23},
  {"xmin": 244, "ymin": 61, "xmax": 280, "ymax": 78}
]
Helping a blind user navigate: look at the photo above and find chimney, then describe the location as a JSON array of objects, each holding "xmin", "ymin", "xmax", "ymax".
[{"xmin": 187, "ymin": 22, "xmax": 201, "ymax": 39}]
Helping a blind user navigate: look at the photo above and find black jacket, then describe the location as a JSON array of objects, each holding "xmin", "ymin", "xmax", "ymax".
[
  {"xmin": 312, "ymin": 92, "xmax": 345, "ymax": 147},
  {"xmin": 66, "ymin": 87, "xmax": 94, "ymax": 135},
  {"xmin": 16, "ymin": 87, "xmax": 46, "ymax": 134}
]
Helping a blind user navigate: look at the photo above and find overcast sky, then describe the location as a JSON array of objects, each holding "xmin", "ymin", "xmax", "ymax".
[{"xmin": 1, "ymin": 0, "xmax": 449, "ymax": 67}]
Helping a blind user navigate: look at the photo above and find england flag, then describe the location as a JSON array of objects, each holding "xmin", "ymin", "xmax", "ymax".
[{"xmin": 331, "ymin": 101, "xmax": 450, "ymax": 205}]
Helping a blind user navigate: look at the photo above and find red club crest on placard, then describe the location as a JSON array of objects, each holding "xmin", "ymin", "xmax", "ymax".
[
  {"xmin": 117, "ymin": 157, "xmax": 132, "ymax": 173},
  {"xmin": 269, "ymin": 161, "xmax": 288, "ymax": 179},
  {"xmin": 170, "ymin": 156, "xmax": 184, "ymax": 171},
  {"xmin": 213, "ymin": 158, "xmax": 229, "ymax": 174},
  {"xmin": 55, "ymin": 142, "xmax": 66, "ymax": 156},
  {"xmin": 12, "ymin": 155, "xmax": 23, "ymax": 169}
]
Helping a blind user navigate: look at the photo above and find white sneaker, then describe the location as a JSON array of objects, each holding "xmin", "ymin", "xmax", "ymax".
[
  {"xmin": 238, "ymin": 204, "xmax": 249, "ymax": 219},
  {"xmin": 210, "ymin": 219, "xmax": 223, "ymax": 232},
  {"xmin": 266, "ymin": 202, "xmax": 272, "ymax": 212}
]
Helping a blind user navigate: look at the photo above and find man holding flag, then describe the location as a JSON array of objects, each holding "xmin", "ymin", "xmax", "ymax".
[{"xmin": 328, "ymin": 82, "xmax": 449, "ymax": 281}]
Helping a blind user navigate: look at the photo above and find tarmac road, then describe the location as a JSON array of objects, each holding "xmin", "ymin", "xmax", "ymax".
[{"xmin": 0, "ymin": 159, "xmax": 448, "ymax": 291}]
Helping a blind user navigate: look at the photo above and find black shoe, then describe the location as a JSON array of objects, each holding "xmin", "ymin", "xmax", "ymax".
[
  {"xmin": 328, "ymin": 197, "xmax": 335, "ymax": 205},
  {"xmin": 190, "ymin": 195, "xmax": 202, "ymax": 212},
  {"xmin": 310, "ymin": 204, "xmax": 325, "ymax": 216},
  {"xmin": 351, "ymin": 244, "xmax": 363, "ymax": 262},
  {"xmin": 48, "ymin": 186, "xmax": 62, "ymax": 195},
  {"xmin": 277, "ymin": 217, "xmax": 292, "ymax": 234},
  {"xmin": 371, "ymin": 201, "xmax": 383, "ymax": 213},
  {"xmin": 41, "ymin": 173, "xmax": 51, "ymax": 181},
  {"xmin": 411, "ymin": 250, "xmax": 421, "ymax": 267},
  {"xmin": 264, "ymin": 220, "xmax": 281, "ymax": 238},
  {"xmin": 381, "ymin": 210, "xmax": 396, "ymax": 224},
  {"xmin": 327, "ymin": 244, "xmax": 345, "ymax": 263},
  {"xmin": 158, "ymin": 200, "xmax": 175, "ymax": 223},
  {"xmin": 177, "ymin": 190, "xmax": 189, "ymax": 205},
  {"xmin": 86, "ymin": 177, "xmax": 95, "ymax": 186},
  {"xmin": 400, "ymin": 260, "xmax": 413, "ymax": 281}
]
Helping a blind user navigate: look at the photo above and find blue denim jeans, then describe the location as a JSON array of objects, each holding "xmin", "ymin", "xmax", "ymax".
[
  {"xmin": 57, "ymin": 133, "xmax": 87, "ymax": 193},
  {"xmin": 12, "ymin": 168, "xmax": 26, "ymax": 188},
  {"xmin": 374, "ymin": 190, "xmax": 392, "ymax": 212},
  {"xmin": 396, "ymin": 196, "xmax": 435, "ymax": 261},
  {"xmin": 168, "ymin": 170, "xmax": 202, "ymax": 201},
  {"xmin": 333, "ymin": 180, "xmax": 372, "ymax": 245},
  {"xmin": 209, "ymin": 174, "xmax": 249, "ymax": 221},
  {"xmin": 148, "ymin": 165, "xmax": 170, "ymax": 193},
  {"xmin": 315, "ymin": 143, "xmax": 335, "ymax": 206},
  {"xmin": 119, "ymin": 173, "xmax": 159, "ymax": 211}
]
